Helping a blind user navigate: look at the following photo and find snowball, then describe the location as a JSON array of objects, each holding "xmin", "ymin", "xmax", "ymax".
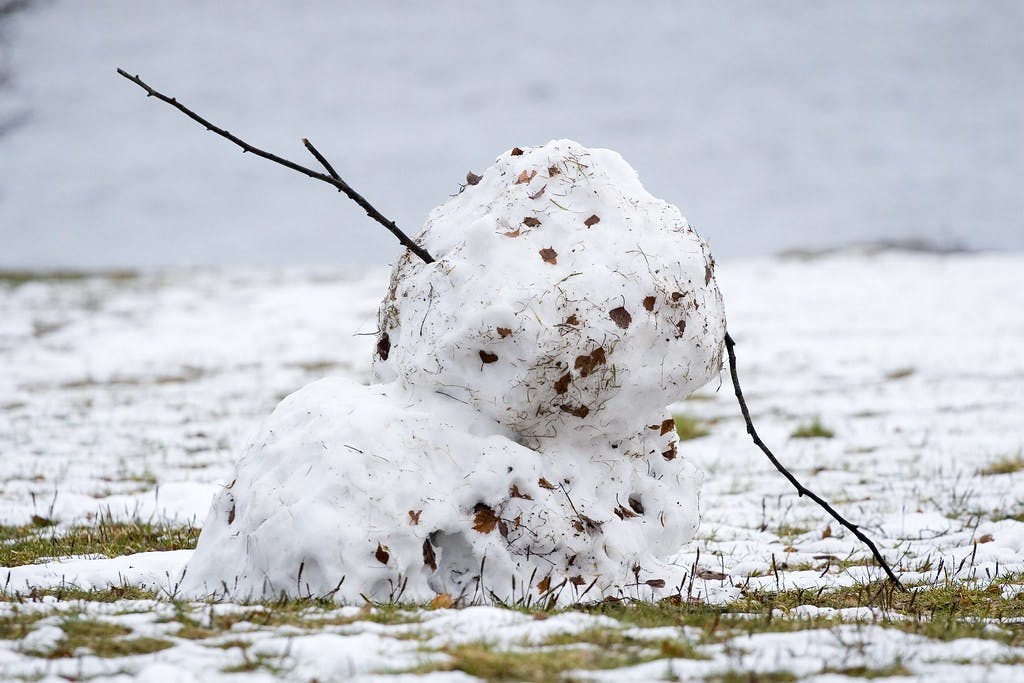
[
  {"xmin": 182, "ymin": 140, "xmax": 726, "ymax": 604},
  {"xmin": 375, "ymin": 140, "xmax": 724, "ymax": 453},
  {"xmin": 182, "ymin": 379, "xmax": 703, "ymax": 602}
]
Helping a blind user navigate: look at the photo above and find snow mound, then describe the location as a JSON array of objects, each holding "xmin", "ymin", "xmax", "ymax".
[
  {"xmin": 182, "ymin": 140, "xmax": 726, "ymax": 604},
  {"xmin": 375, "ymin": 139, "xmax": 725, "ymax": 451}
]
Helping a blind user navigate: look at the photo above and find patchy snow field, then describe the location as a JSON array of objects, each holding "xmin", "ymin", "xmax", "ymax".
[{"xmin": 2, "ymin": 251, "xmax": 1023, "ymax": 681}]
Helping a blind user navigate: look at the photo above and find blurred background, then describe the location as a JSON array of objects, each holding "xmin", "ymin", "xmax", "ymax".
[{"xmin": 0, "ymin": 0, "xmax": 1021, "ymax": 269}]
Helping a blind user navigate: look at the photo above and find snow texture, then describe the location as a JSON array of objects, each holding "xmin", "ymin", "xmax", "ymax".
[
  {"xmin": 181, "ymin": 141, "xmax": 725, "ymax": 603},
  {"xmin": 2, "ymin": 252, "xmax": 1023, "ymax": 681}
]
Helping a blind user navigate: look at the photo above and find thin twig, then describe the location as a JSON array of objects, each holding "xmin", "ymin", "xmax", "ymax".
[
  {"xmin": 723, "ymin": 332, "xmax": 905, "ymax": 590},
  {"xmin": 116, "ymin": 68, "xmax": 434, "ymax": 265},
  {"xmin": 302, "ymin": 138, "xmax": 342, "ymax": 182}
]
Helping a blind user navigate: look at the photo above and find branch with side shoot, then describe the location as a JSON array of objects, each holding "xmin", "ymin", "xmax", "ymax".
[{"xmin": 115, "ymin": 68, "xmax": 434, "ymax": 265}]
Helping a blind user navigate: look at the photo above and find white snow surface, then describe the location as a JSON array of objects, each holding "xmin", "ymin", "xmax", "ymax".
[
  {"xmin": 181, "ymin": 141, "xmax": 723, "ymax": 603},
  {"xmin": 2, "ymin": 251, "xmax": 1023, "ymax": 680}
]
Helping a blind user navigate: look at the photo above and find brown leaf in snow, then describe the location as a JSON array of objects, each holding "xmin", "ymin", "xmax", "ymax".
[
  {"xmin": 643, "ymin": 296, "xmax": 656, "ymax": 311},
  {"xmin": 609, "ymin": 306, "xmax": 632, "ymax": 329},
  {"xmin": 584, "ymin": 214, "xmax": 601, "ymax": 227},
  {"xmin": 522, "ymin": 216, "xmax": 542, "ymax": 227},
  {"xmin": 511, "ymin": 147, "xmax": 524, "ymax": 156},
  {"xmin": 375, "ymin": 543, "xmax": 390, "ymax": 565},
  {"xmin": 472, "ymin": 503, "xmax": 499, "ymax": 533},
  {"xmin": 466, "ymin": 171, "xmax": 482, "ymax": 186},
  {"xmin": 510, "ymin": 484, "xmax": 533, "ymax": 500},
  {"xmin": 614, "ymin": 505, "xmax": 638, "ymax": 519},
  {"xmin": 496, "ymin": 326, "xmax": 513, "ymax": 338},
  {"xmin": 423, "ymin": 539, "xmax": 437, "ymax": 570},
  {"xmin": 662, "ymin": 443, "xmax": 677, "ymax": 461},
  {"xmin": 548, "ymin": 165, "xmax": 560, "ymax": 176},
  {"xmin": 574, "ymin": 347, "xmax": 607, "ymax": 377},
  {"xmin": 646, "ymin": 578, "xmax": 666, "ymax": 588},
  {"xmin": 564, "ymin": 314, "xmax": 580, "ymax": 326},
  {"xmin": 516, "ymin": 169, "xmax": 537, "ymax": 184},
  {"xmin": 479, "ymin": 350, "xmax": 498, "ymax": 364},
  {"xmin": 539, "ymin": 247, "xmax": 558, "ymax": 264},
  {"xmin": 408, "ymin": 509, "xmax": 422, "ymax": 525},
  {"xmin": 529, "ymin": 184, "xmax": 546, "ymax": 200},
  {"xmin": 660, "ymin": 418, "xmax": 675, "ymax": 436},
  {"xmin": 503, "ymin": 228, "xmax": 522, "ymax": 238},
  {"xmin": 695, "ymin": 568, "xmax": 728, "ymax": 581},
  {"xmin": 538, "ymin": 477, "xmax": 556, "ymax": 490},
  {"xmin": 537, "ymin": 575, "xmax": 551, "ymax": 593},
  {"xmin": 553, "ymin": 372, "xmax": 572, "ymax": 395},
  {"xmin": 560, "ymin": 404, "xmax": 590, "ymax": 419},
  {"xmin": 376, "ymin": 332, "xmax": 391, "ymax": 361}
]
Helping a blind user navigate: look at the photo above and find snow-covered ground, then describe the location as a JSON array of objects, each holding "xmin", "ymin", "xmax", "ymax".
[{"xmin": 2, "ymin": 251, "xmax": 1023, "ymax": 680}]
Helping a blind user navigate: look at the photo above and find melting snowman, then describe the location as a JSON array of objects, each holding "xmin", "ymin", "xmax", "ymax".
[{"xmin": 181, "ymin": 140, "xmax": 726, "ymax": 604}]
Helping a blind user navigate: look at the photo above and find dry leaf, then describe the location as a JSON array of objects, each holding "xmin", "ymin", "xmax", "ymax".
[
  {"xmin": 496, "ymin": 326, "xmax": 513, "ymax": 338},
  {"xmin": 564, "ymin": 314, "xmax": 580, "ymax": 326},
  {"xmin": 614, "ymin": 505, "xmax": 638, "ymax": 519},
  {"xmin": 560, "ymin": 404, "xmax": 590, "ymax": 419},
  {"xmin": 675, "ymin": 320, "xmax": 686, "ymax": 338},
  {"xmin": 429, "ymin": 592, "xmax": 453, "ymax": 609},
  {"xmin": 376, "ymin": 332, "xmax": 391, "ymax": 361},
  {"xmin": 645, "ymin": 578, "xmax": 667, "ymax": 588},
  {"xmin": 977, "ymin": 534, "xmax": 995, "ymax": 543},
  {"xmin": 538, "ymin": 477, "xmax": 556, "ymax": 490},
  {"xmin": 643, "ymin": 295, "xmax": 656, "ymax": 311},
  {"xmin": 510, "ymin": 484, "xmax": 533, "ymax": 500},
  {"xmin": 584, "ymin": 214, "xmax": 601, "ymax": 227},
  {"xmin": 548, "ymin": 165, "xmax": 560, "ymax": 176},
  {"xmin": 537, "ymin": 575, "xmax": 551, "ymax": 593},
  {"xmin": 408, "ymin": 509, "xmax": 422, "ymax": 525},
  {"xmin": 479, "ymin": 350, "xmax": 498, "ymax": 364},
  {"xmin": 511, "ymin": 147, "xmax": 524, "ymax": 156},
  {"xmin": 522, "ymin": 216, "xmax": 542, "ymax": 227},
  {"xmin": 472, "ymin": 503, "xmax": 499, "ymax": 533},
  {"xmin": 574, "ymin": 347, "xmax": 607, "ymax": 377},
  {"xmin": 374, "ymin": 543, "xmax": 390, "ymax": 565},
  {"xmin": 671, "ymin": 291, "xmax": 684, "ymax": 302},
  {"xmin": 539, "ymin": 247, "xmax": 558, "ymax": 264},
  {"xmin": 423, "ymin": 539, "xmax": 437, "ymax": 570},
  {"xmin": 465, "ymin": 171, "xmax": 482, "ymax": 186},
  {"xmin": 570, "ymin": 575, "xmax": 586, "ymax": 586},
  {"xmin": 660, "ymin": 418, "xmax": 675, "ymax": 436},
  {"xmin": 609, "ymin": 306, "xmax": 632, "ymax": 329},
  {"xmin": 662, "ymin": 443, "xmax": 677, "ymax": 461},
  {"xmin": 628, "ymin": 496, "xmax": 644, "ymax": 514},
  {"xmin": 503, "ymin": 228, "xmax": 522, "ymax": 238},
  {"xmin": 553, "ymin": 372, "xmax": 571, "ymax": 395},
  {"xmin": 695, "ymin": 568, "xmax": 728, "ymax": 581},
  {"xmin": 821, "ymin": 525, "xmax": 832, "ymax": 539},
  {"xmin": 529, "ymin": 184, "xmax": 546, "ymax": 200},
  {"xmin": 515, "ymin": 169, "xmax": 537, "ymax": 184}
]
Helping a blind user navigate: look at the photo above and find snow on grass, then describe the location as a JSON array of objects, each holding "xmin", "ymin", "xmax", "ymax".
[{"xmin": 1, "ymin": 251, "xmax": 1023, "ymax": 680}]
